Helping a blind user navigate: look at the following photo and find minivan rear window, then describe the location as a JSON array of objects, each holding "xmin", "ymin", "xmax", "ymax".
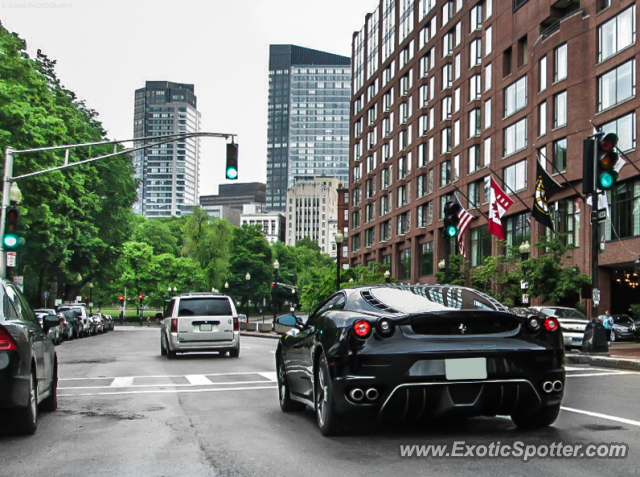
[{"xmin": 178, "ymin": 298, "xmax": 232, "ymax": 317}]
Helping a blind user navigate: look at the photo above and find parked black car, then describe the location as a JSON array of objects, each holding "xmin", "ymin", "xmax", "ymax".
[
  {"xmin": 59, "ymin": 309, "xmax": 80, "ymax": 340},
  {"xmin": 0, "ymin": 279, "xmax": 60, "ymax": 434},
  {"xmin": 276, "ymin": 285, "xmax": 565, "ymax": 436}
]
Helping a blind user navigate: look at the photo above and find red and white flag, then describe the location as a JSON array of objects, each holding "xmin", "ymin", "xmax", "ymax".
[
  {"xmin": 454, "ymin": 195, "xmax": 475, "ymax": 256},
  {"xmin": 488, "ymin": 176, "xmax": 514, "ymax": 240}
]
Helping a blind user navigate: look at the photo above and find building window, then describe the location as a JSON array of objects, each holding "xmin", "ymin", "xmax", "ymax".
[
  {"xmin": 607, "ymin": 179, "xmax": 640, "ymax": 240},
  {"xmin": 539, "ymin": 55, "xmax": 547, "ymax": 92},
  {"xmin": 399, "ymin": 248, "xmax": 412, "ymax": 280},
  {"xmin": 469, "ymin": 74, "xmax": 482, "ymax": 101},
  {"xmin": 441, "ymin": 127, "xmax": 452, "ymax": 154},
  {"xmin": 351, "ymin": 233, "xmax": 361, "ymax": 252},
  {"xmin": 471, "ymin": 226, "xmax": 492, "ymax": 267},
  {"xmin": 417, "ymin": 202, "xmax": 431, "ymax": 227},
  {"xmin": 539, "ymin": 101, "xmax": 547, "ymax": 136},
  {"xmin": 351, "ymin": 210, "xmax": 361, "ymax": 229},
  {"xmin": 442, "ymin": 63, "xmax": 453, "ymax": 89},
  {"xmin": 380, "ymin": 193, "xmax": 392, "ymax": 216},
  {"xmin": 380, "ymin": 220, "xmax": 392, "ymax": 242},
  {"xmin": 553, "ymin": 91, "xmax": 567, "ymax": 128},
  {"xmin": 597, "ymin": 59, "xmax": 636, "ymax": 112},
  {"xmin": 417, "ymin": 174, "xmax": 427, "ymax": 197},
  {"xmin": 601, "ymin": 113, "xmax": 636, "ymax": 151},
  {"xmin": 503, "ymin": 118, "xmax": 527, "ymax": 156},
  {"xmin": 420, "ymin": 241, "xmax": 434, "ymax": 276},
  {"xmin": 441, "ymin": 161, "xmax": 452, "ymax": 187},
  {"xmin": 548, "ymin": 199, "xmax": 581, "ymax": 247},
  {"xmin": 469, "ymin": 108, "xmax": 481, "ymax": 137},
  {"xmin": 470, "ymin": 39, "xmax": 482, "ymax": 68},
  {"xmin": 553, "ymin": 138, "xmax": 567, "ymax": 173},
  {"xmin": 485, "ymin": 99, "xmax": 492, "ymax": 129},
  {"xmin": 597, "ymin": 6, "xmax": 636, "ymax": 63},
  {"xmin": 365, "ymin": 227, "xmax": 375, "ymax": 247},
  {"xmin": 505, "ymin": 212, "xmax": 531, "ymax": 247},
  {"xmin": 468, "ymin": 176, "xmax": 490, "ymax": 208},
  {"xmin": 504, "ymin": 75, "xmax": 527, "ymax": 117},
  {"xmin": 468, "ymin": 145, "xmax": 482, "ymax": 174},
  {"xmin": 397, "ymin": 211, "xmax": 411, "ymax": 235},
  {"xmin": 504, "ymin": 160, "xmax": 527, "ymax": 192},
  {"xmin": 554, "ymin": 43, "xmax": 567, "ymax": 83}
]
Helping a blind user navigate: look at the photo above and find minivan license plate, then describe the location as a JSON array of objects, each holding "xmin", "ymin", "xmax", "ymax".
[
  {"xmin": 200, "ymin": 324, "xmax": 213, "ymax": 332},
  {"xmin": 445, "ymin": 358, "xmax": 487, "ymax": 380}
]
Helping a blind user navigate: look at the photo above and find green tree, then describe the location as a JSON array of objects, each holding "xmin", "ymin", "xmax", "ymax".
[
  {"xmin": 435, "ymin": 254, "xmax": 468, "ymax": 286},
  {"xmin": 469, "ymin": 245, "xmax": 523, "ymax": 306}
]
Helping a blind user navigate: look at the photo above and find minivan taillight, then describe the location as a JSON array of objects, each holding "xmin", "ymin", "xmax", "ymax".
[
  {"xmin": 170, "ymin": 318, "xmax": 178, "ymax": 333},
  {"xmin": 233, "ymin": 317, "xmax": 239, "ymax": 331},
  {"xmin": 0, "ymin": 325, "xmax": 17, "ymax": 351}
]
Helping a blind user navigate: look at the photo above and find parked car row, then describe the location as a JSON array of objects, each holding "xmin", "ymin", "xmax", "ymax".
[{"xmin": 35, "ymin": 304, "xmax": 115, "ymax": 345}]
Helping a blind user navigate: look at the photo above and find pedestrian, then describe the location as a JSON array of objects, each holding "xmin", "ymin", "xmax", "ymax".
[{"xmin": 603, "ymin": 310, "xmax": 613, "ymax": 343}]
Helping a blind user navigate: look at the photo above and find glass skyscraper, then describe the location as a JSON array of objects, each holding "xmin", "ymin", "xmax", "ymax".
[
  {"xmin": 266, "ymin": 45, "xmax": 351, "ymax": 212},
  {"xmin": 133, "ymin": 81, "xmax": 201, "ymax": 218}
]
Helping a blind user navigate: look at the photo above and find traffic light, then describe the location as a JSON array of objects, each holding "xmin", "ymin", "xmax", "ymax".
[
  {"xmin": 225, "ymin": 143, "xmax": 239, "ymax": 180},
  {"xmin": 118, "ymin": 296, "xmax": 125, "ymax": 303},
  {"xmin": 138, "ymin": 294, "xmax": 145, "ymax": 300},
  {"xmin": 443, "ymin": 201, "xmax": 462, "ymax": 238},
  {"xmin": 596, "ymin": 133, "xmax": 619, "ymax": 191},
  {"xmin": 582, "ymin": 138, "xmax": 596, "ymax": 194},
  {"xmin": 3, "ymin": 205, "xmax": 20, "ymax": 249}
]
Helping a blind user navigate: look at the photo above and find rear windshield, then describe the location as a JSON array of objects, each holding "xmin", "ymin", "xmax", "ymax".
[
  {"xmin": 368, "ymin": 286, "xmax": 506, "ymax": 313},
  {"xmin": 540, "ymin": 308, "xmax": 587, "ymax": 319},
  {"xmin": 178, "ymin": 298, "xmax": 232, "ymax": 317}
]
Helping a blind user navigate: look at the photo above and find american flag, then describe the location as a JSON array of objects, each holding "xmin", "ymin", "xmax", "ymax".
[{"xmin": 454, "ymin": 195, "xmax": 475, "ymax": 257}]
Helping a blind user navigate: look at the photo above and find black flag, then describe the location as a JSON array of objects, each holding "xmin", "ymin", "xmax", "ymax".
[{"xmin": 531, "ymin": 160, "xmax": 562, "ymax": 231}]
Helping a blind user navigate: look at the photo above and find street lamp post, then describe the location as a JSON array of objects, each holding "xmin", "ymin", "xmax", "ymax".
[
  {"xmin": 245, "ymin": 272, "xmax": 251, "ymax": 318},
  {"xmin": 88, "ymin": 282, "xmax": 94, "ymax": 314},
  {"xmin": 384, "ymin": 270, "xmax": 391, "ymax": 283},
  {"xmin": 519, "ymin": 241, "xmax": 531, "ymax": 261},
  {"xmin": 335, "ymin": 232, "xmax": 344, "ymax": 291},
  {"xmin": 273, "ymin": 260, "xmax": 279, "ymax": 329}
]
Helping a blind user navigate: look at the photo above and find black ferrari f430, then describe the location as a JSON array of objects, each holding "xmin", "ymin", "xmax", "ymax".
[{"xmin": 275, "ymin": 285, "xmax": 565, "ymax": 436}]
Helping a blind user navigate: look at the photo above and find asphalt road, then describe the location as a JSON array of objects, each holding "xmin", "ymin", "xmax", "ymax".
[{"xmin": 0, "ymin": 328, "xmax": 639, "ymax": 477}]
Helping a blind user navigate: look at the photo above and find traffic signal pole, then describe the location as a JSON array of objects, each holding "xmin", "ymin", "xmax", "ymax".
[{"xmin": 0, "ymin": 132, "xmax": 236, "ymax": 279}]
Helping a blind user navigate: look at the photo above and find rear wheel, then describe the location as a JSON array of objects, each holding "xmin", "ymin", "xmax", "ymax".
[
  {"xmin": 16, "ymin": 369, "xmax": 38, "ymax": 435},
  {"xmin": 315, "ymin": 353, "xmax": 341, "ymax": 436},
  {"xmin": 229, "ymin": 343, "xmax": 240, "ymax": 358},
  {"xmin": 40, "ymin": 365, "xmax": 58, "ymax": 412},
  {"xmin": 511, "ymin": 404, "xmax": 561, "ymax": 430},
  {"xmin": 277, "ymin": 350, "xmax": 304, "ymax": 412},
  {"xmin": 160, "ymin": 333, "xmax": 167, "ymax": 356}
]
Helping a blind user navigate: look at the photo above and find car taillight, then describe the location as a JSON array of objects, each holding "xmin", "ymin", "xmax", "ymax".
[
  {"xmin": 233, "ymin": 317, "xmax": 239, "ymax": 331},
  {"xmin": 0, "ymin": 325, "xmax": 17, "ymax": 351},
  {"xmin": 353, "ymin": 320, "xmax": 372, "ymax": 339},
  {"xmin": 170, "ymin": 318, "xmax": 178, "ymax": 333},
  {"xmin": 544, "ymin": 317, "xmax": 559, "ymax": 332}
]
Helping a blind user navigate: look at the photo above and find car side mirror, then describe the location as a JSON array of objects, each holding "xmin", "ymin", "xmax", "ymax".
[
  {"xmin": 43, "ymin": 314, "xmax": 61, "ymax": 331},
  {"xmin": 277, "ymin": 315, "xmax": 297, "ymax": 327}
]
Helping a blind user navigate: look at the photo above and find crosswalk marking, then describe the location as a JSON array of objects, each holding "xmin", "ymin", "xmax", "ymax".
[{"xmin": 58, "ymin": 371, "xmax": 278, "ymax": 397}]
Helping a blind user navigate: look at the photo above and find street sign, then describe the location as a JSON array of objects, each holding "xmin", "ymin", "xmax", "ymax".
[
  {"xmin": 593, "ymin": 288, "xmax": 601, "ymax": 306},
  {"xmin": 6, "ymin": 252, "xmax": 16, "ymax": 267},
  {"xmin": 522, "ymin": 294, "xmax": 529, "ymax": 305},
  {"xmin": 43, "ymin": 291, "xmax": 49, "ymax": 299},
  {"xmin": 597, "ymin": 209, "xmax": 607, "ymax": 221},
  {"xmin": 520, "ymin": 280, "xmax": 529, "ymax": 290},
  {"xmin": 55, "ymin": 299, "xmax": 62, "ymax": 306}
]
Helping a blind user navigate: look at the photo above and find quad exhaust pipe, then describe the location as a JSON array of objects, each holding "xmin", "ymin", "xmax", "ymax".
[
  {"xmin": 349, "ymin": 387, "xmax": 379, "ymax": 402},
  {"xmin": 542, "ymin": 380, "xmax": 563, "ymax": 393}
]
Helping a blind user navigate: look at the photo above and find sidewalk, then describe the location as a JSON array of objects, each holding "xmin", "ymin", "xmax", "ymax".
[{"xmin": 566, "ymin": 343, "xmax": 640, "ymax": 371}]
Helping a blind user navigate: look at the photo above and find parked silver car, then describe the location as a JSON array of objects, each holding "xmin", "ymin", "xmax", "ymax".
[
  {"xmin": 531, "ymin": 306, "xmax": 589, "ymax": 349},
  {"xmin": 35, "ymin": 310, "xmax": 63, "ymax": 345},
  {"xmin": 160, "ymin": 293, "xmax": 240, "ymax": 358}
]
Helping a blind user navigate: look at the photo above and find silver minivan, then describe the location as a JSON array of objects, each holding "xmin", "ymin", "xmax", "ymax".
[{"xmin": 160, "ymin": 293, "xmax": 240, "ymax": 358}]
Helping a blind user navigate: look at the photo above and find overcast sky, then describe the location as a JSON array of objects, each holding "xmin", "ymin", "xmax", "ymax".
[{"xmin": 0, "ymin": 0, "xmax": 373, "ymax": 196}]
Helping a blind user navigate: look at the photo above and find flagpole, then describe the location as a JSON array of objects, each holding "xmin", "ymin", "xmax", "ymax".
[
  {"xmin": 536, "ymin": 147, "xmax": 586, "ymax": 201},
  {"xmin": 451, "ymin": 185, "xmax": 490, "ymax": 221},
  {"xmin": 615, "ymin": 147, "xmax": 640, "ymax": 175}
]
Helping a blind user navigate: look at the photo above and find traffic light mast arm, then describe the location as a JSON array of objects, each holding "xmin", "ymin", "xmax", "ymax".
[{"xmin": 1, "ymin": 131, "xmax": 237, "ymax": 278}]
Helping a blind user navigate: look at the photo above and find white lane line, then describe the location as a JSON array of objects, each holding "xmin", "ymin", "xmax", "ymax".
[
  {"xmin": 60, "ymin": 380, "xmax": 273, "ymax": 390},
  {"xmin": 60, "ymin": 371, "xmax": 270, "ymax": 381},
  {"xmin": 561, "ymin": 407, "xmax": 640, "ymax": 427},
  {"xmin": 185, "ymin": 375, "xmax": 213, "ymax": 385},
  {"xmin": 110, "ymin": 377, "xmax": 134, "ymax": 387},
  {"xmin": 566, "ymin": 372, "xmax": 637, "ymax": 378},
  {"xmin": 59, "ymin": 385, "xmax": 277, "ymax": 397},
  {"xmin": 257, "ymin": 372, "xmax": 277, "ymax": 382}
]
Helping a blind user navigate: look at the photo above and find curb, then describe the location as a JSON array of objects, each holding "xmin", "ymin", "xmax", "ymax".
[
  {"xmin": 566, "ymin": 354, "xmax": 640, "ymax": 371},
  {"xmin": 240, "ymin": 331, "xmax": 280, "ymax": 340}
]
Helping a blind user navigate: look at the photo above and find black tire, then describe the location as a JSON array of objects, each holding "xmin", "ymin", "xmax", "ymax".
[
  {"xmin": 40, "ymin": 364, "xmax": 58, "ymax": 412},
  {"xmin": 160, "ymin": 333, "xmax": 167, "ymax": 356},
  {"xmin": 277, "ymin": 350, "xmax": 304, "ymax": 412},
  {"xmin": 511, "ymin": 404, "xmax": 561, "ymax": 430},
  {"xmin": 16, "ymin": 369, "xmax": 38, "ymax": 435},
  {"xmin": 315, "ymin": 353, "xmax": 341, "ymax": 436},
  {"xmin": 229, "ymin": 343, "xmax": 240, "ymax": 358}
]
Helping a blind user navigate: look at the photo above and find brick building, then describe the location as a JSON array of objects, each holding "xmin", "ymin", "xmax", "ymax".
[{"xmin": 348, "ymin": 0, "xmax": 640, "ymax": 315}]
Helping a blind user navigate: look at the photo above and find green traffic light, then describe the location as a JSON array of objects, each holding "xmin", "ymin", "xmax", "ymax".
[
  {"xmin": 3, "ymin": 233, "xmax": 19, "ymax": 249},
  {"xmin": 445, "ymin": 225, "xmax": 459, "ymax": 238},
  {"xmin": 599, "ymin": 170, "xmax": 618, "ymax": 189},
  {"xmin": 226, "ymin": 167, "xmax": 238, "ymax": 180}
]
